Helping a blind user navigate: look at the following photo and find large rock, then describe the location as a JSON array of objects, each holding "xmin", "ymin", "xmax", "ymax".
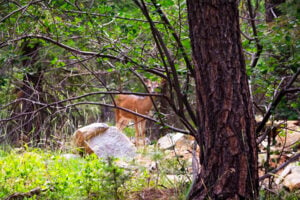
[
  {"xmin": 73, "ymin": 123, "xmax": 136, "ymax": 159},
  {"xmin": 88, "ymin": 126, "xmax": 137, "ymax": 159},
  {"xmin": 73, "ymin": 123, "xmax": 109, "ymax": 154}
]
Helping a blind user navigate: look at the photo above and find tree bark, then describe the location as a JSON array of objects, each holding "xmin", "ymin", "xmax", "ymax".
[{"xmin": 186, "ymin": 1, "xmax": 258, "ymax": 199}]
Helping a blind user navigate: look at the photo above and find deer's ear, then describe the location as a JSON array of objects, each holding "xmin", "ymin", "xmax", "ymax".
[
  {"xmin": 144, "ymin": 79, "xmax": 150, "ymax": 85},
  {"xmin": 160, "ymin": 79, "xmax": 167, "ymax": 85},
  {"xmin": 155, "ymin": 81, "xmax": 160, "ymax": 87}
]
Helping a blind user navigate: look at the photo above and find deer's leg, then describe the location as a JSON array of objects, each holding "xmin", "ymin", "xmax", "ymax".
[
  {"xmin": 135, "ymin": 118, "xmax": 146, "ymax": 145},
  {"xmin": 115, "ymin": 109, "xmax": 120, "ymax": 128},
  {"xmin": 135, "ymin": 119, "xmax": 141, "ymax": 146},
  {"xmin": 117, "ymin": 118, "xmax": 129, "ymax": 131},
  {"xmin": 139, "ymin": 119, "xmax": 147, "ymax": 146},
  {"xmin": 115, "ymin": 110, "xmax": 128, "ymax": 130}
]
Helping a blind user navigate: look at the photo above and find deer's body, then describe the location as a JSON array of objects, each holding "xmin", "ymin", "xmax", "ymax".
[{"xmin": 115, "ymin": 80, "xmax": 158, "ymax": 146}]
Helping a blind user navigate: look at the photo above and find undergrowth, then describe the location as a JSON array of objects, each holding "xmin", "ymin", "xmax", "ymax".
[
  {"xmin": 1, "ymin": 147, "xmax": 298, "ymax": 200},
  {"xmin": 0, "ymin": 147, "xmax": 190, "ymax": 200},
  {"xmin": 0, "ymin": 148, "xmax": 130, "ymax": 199}
]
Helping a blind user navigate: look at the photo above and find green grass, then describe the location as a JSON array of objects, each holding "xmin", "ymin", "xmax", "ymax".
[
  {"xmin": 259, "ymin": 189, "xmax": 300, "ymax": 200},
  {"xmin": 0, "ymin": 148, "xmax": 130, "ymax": 199},
  {"xmin": 0, "ymin": 147, "xmax": 190, "ymax": 199}
]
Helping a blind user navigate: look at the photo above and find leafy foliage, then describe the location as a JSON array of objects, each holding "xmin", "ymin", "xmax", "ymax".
[
  {"xmin": 0, "ymin": 149, "xmax": 130, "ymax": 199},
  {"xmin": 0, "ymin": 147, "xmax": 191, "ymax": 199}
]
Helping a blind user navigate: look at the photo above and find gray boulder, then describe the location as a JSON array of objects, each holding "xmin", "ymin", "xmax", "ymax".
[{"xmin": 87, "ymin": 126, "xmax": 137, "ymax": 159}]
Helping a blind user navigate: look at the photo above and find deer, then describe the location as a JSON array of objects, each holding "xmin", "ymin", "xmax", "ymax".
[{"xmin": 114, "ymin": 80, "xmax": 159, "ymax": 146}]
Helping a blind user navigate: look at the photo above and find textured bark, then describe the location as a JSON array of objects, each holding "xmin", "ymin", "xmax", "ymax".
[{"xmin": 187, "ymin": 1, "xmax": 258, "ymax": 199}]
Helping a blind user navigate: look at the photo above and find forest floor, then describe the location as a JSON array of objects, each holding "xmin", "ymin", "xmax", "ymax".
[{"xmin": 0, "ymin": 120, "xmax": 299, "ymax": 200}]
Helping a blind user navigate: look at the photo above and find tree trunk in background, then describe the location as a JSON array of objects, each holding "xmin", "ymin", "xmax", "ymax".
[
  {"xmin": 265, "ymin": 0, "xmax": 285, "ymax": 22},
  {"xmin": 186, "ymin": 1, "xmax": 258, "ymax": 199},
  {"xmin": 9, "ymin": 41, "xmax": 48, "ymax": 146}
]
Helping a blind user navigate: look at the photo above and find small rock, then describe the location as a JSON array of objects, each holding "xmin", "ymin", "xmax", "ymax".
[
  {"xmin": 165, "ymin": 174, "xmax": 191, "ymax": 184},
  {"xmin": 157, "ymin": 133, "xmax": 185, "ymax": 150},
  {"xmin": 61, "ymin": 153, "xmax": 81, "ymax": 159},
  {"xmin": 275, "ymin": 162, "xmax": 300, "ymax": 191},
  {"xmin": 283, "ymin": 165, "xmax": 300, "ymax": 191}
]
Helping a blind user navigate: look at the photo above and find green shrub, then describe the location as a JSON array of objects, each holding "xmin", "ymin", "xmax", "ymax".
[{"xmin": 0, "ymin": 149, "xmax": 130, "ymax": 200}]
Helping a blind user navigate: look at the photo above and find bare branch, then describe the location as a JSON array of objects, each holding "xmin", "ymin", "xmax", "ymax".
[
  {"xmin": 150, "ymin": 0, "xmax": 194, "ymax": 75},
  {"xmin": 66, "ymin": 102, "xmax": 189, "ymax": 134},
  {"xmin": 63, "ymin": 10, "xmax": 161, "ymax": 24},
  {"xmin": 0, "ymin": 91, "xmax": 166, "ymax": 111},
  {"xmin": 285, "ymin": 87, "xmax": 300, "ymax": 93},
  {"xmin": 0, "ymin": 34, "xmax": 122, "ymax": 60},
  {"xmin": 256, "ymin": 68, "xmax": 300, "ymax": 135},
  {"xmin": 246, "ymin": 0, "xmax": 263, "ymax": 68},
  {"xmin": 0, "ymin": 0, "xmax": 43, "ymax": 23},
  {"xmin": 0, "ymin": 34, "xmax": 169, "ymax": 80},
  {"xmin": 259, "ymin": 153, "xmax": 300, "ymax": 181},
  {"xmin": 240, "ymin": 30, "xmax": 255, "ymax": 41},
  {"xmin": 4, "ymin": 187, "xmax": 51, "ymax": 200}
]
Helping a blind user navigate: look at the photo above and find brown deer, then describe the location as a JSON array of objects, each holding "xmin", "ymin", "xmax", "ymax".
[{"xmin": 115, "ymin": 80, "xmax": 159, "ymax": 146}]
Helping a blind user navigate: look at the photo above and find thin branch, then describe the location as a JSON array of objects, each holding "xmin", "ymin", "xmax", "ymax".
[
  {"xmin": 256, "ymin": 68, "xmax": 300, "ymax": 135},
  {"xmin": 150, "ymin": 0, "xmax": 194, "ymax": 75},
  {"xmin": 63, "ymin": 10, "xmax": 161, "ymax": 24},
  {"xmin": 1, "ymin": 34, "xmax": 168, "ymax": 79},
  {"xmin": 0, "ymin": 0, "xmax": 43, "ymax": 23},
  {"xmin": 66, "ymin": 102, "xmax": 189, "ymax": 134},
  {"xmin": 0, "ymin": 34, "xmax": 121, "ymax": 60},
  {"xmin": 259, "ymin": 153, "xmax": 300, "ymax": 181},
  {"xmin": 240, "ymin": 31, "xmax": 255, "ymax": 41},
  {"xmin": 246, "ymin": 0, "xmax": 263, "ymax": 68},
  {"xmin": 0, "ymin": 91, "xmax": 166, "ymax": 111},
  {"xmin": 4, "ymin": 187, "xmax": 51, "ymax": 200},
  {"xmin": 285, "ymin": 87, "xmax": 300, "ymax": 93},
  {"xmin": 0, "ymin": 91, "xmax": 179, "ymax": 131}
]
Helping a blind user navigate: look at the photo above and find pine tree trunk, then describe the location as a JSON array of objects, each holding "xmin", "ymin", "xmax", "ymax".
[{"xmin": 186, "ymin": 1, "xmax": 258, "ymax": 199}]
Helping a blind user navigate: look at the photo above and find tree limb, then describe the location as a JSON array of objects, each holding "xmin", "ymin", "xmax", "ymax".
[
  {"xmin": 0, "ymin": 0, "xmax": 43, "ymax": 23},
  {"xmin": 256, "ymin": 68, "xmax": 300, "ymax": 135},
  {"xmin": 150, "ymin": 0, "xmax": 194, "ymax": 75},
  {"xmin": 259, "ymin": 153, "xmax": 300, "ymax": 181},
  {"xmin": 246, "ymin": 0, "xmax": 263, "ymax": 68},
  {"xmin": 4, "ymin": 187, "xmax": 51, "ymax": 200},
  {"xmin": 63, "ymin": 10, "xmax": 161, "ymax": 24},
  {"xmin": 0, "ymin": 34, "xmax": 121, "ymax": 60}
]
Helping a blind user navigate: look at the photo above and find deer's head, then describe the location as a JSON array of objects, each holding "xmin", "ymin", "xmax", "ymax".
[{"xmin": 145, "ymin": 79, "xmax": 159, "ymax": 93}]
